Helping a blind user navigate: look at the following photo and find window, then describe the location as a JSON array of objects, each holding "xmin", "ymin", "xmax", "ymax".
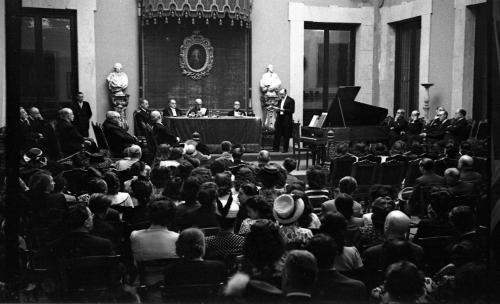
[
  {"xmin": 303, "ymin": 22, "xmax": 357, "ymax": 124},
  {"xmin": 21, "ymin": 8, "xmax": 77, "ymax": 119},
  {"xmin": 393, "ymin": 17, "xmax": 421, "ymax": 115}
]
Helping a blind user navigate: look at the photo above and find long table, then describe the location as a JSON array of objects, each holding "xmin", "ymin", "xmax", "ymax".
[{"xmin": 166, "ymin": 117, "xmax": 262, "ymax": 152}]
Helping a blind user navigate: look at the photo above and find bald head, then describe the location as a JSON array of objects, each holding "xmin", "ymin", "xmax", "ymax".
[
  {"xmin": 106, "ymin": 111, "xmax": 121, "ymax": 125},
  {"xmin": 29, "ymin": 107, "xmax": 42, "ymax": 120},
  {"xmin": 257, "ymin": 150, "xmax": 270, "ymax": 164},
  {"xmin": 458, "ymin": 155, "xmax": 474, "ymax": 169},
  {"xmin": 195, "ymin": 98, "xmax": 202, "ymax": 105},
  {"xmin": 444, "ymin": 168, "xmax": 460, "ymax": 185},
  {"xmin": 384, "ymin": 210, "xmax": 410, "ymax": 239},
  {"xmin": 150, "ymin": 110, "xmax": 161, "ymax": 123},
  {"xmin": 185, "ymin": 144, "xmax": 196, "ymax": 155},
  {"xmin": 59, "ymin": 108, "xmax": 74, "ymax": 122}
]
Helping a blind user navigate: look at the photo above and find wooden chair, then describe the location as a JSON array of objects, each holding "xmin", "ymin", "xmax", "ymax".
[
  {"xmin": 358, "ymin": 154, "xmax": 382, "ymax": 165},
  {"xmin": 292, "ymin": 122, "xmax": 311, "ymax": 169},
  {"xmin": 161, "ymin": 283, "xmax": 224, "ymax": 301},
  {"xmin": 91, "ymin": 122, "xmax": 109, "ymax": 151},
  {"xmin": 58, "ymin": 255, "xmax": 123, "ymax": 301},
  {"xmin": 414, "ymin": 236, "xmax": 456, "ymax": 275},
  {"xmin": 329, "ymin": 154, "xmax": 356, "ymax": 187},
  {"xmin": 200, "ymin": 227, "xmax": 221, "ymax": 237},
  {"xmin": 351, "ymin": 159, "xmax": 377, "ymax": 201},
  {"xmin": 377, "ymin": 160, "xmax": 405, "ymax": 189},
  {"xmin": 137, "ymin": 258, "xmax": 178, "ymax": 287},
  {"xmin": 403, "ymin": 159, "xmax": 422, "ymax": 187},
  {"xmin": 308, "ymin": 196, "xmax": 329, "ymax": 214},
  {"xmin": 475, "ymin": 120, "xmax": 488, "ymax": 140}
]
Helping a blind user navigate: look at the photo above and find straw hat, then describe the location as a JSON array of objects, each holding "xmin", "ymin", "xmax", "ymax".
[{"xmin": 273, "ymin": 194, "xmax": 305, "ymax": 225}]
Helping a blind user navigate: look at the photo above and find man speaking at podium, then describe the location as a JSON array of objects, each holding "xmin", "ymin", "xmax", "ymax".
[
  {"xmin": 272, "ymin": 88, "xmax": 294, "ymax": 153},
  {"xmin": 186, "ymin": 98, "xmax": 208, "ymax": 117}
]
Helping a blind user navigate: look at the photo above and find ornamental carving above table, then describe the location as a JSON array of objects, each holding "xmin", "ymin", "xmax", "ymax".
[{"xmin": 179, "ymin": 31, "xmax": 214, "ymax": 80}]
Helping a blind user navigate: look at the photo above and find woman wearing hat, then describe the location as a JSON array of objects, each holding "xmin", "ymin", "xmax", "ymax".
[
  {"xmin": 238, "ymin": 195, "xmax": 273, "ymax": 235},
  {"xmin": 273, "ymin": 194, "xmax": 313, "ymax": 249}
]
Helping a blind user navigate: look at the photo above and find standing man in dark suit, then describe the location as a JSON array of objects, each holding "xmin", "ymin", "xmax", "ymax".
[
  {"xmin": 273, "ymin": 88, "xmax": 295, "ymax": 153},
  {"xmin": 163, "ymin": 99, "xmax": 183, "ymax": 117},
  {"xmin": 445, "ymin": 108, "xmax": 469, "ymax": 143},
  {"xmin": 102, "ymin": 111, "xmax": 138, "ymax": 156},
  {"xmin": 227, "ymin": 101, "xmax": 247, "ymax": 116},
  {"xmin": 134, "ymin": 98, "xmax": 151, "ymax": 136},
  {"xmin": 71, "ymin": 91, "xmax": 92, "ymax": 137},
  {"xmin": 151, "ymin": 110, "xmax": 179, "ymax": 146}
]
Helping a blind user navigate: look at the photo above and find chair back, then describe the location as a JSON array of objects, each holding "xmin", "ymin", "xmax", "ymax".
[
  {"xmin": 92, "ymin": 122, "xmax": 109, "ymax": 150},
  {"xmin": 292, "ymin": 121, "xmax": 301, "ymax": 142},
  {"xmin": 58, "ymin": 255, "xmax": 122, "ymax": 301},
  {"xmin": 162, "ymin": 283, "xmax": 223, "ymax": 301},
  {"xmin": 330, "ymin": 154, "xmax": 356, "ymax": 187},
  {"xmin": 137, "ymin": 258, "xmax": 179, "ymax": 286},
  {"xmin": 358, "ymin": 154, "xmax": 382, "ymax": 165},
  {"xmin": 472, "ymin": 156, "xmax": 488, "ymax": 178},
  {"xmin": 201, "ymin": 227, "xmax": 221, "ymax": 237},
  {"xmin": 414, "ymin": 236, "xmax": 456, "ymax": 275},
  {"xmin": 308, "ymin": 196, "xmax": 329, "ymax": 214},
  {"xmin": 475, "ymin": 120, "xmax": 488, "ymax": 139},
  {"xmin": 468, "ymin": 119, "xmax": 477, "ymax": 139},
  {"xmin": 403, "ymin": 159, "xmax": 422, "ymax": 187},
  {"xmin": 351, "ymin": 159, "xmax": 377, "ymax": 186},
  {"xmin": 378, "ymin": 160, "xmax": 405, "ymax": 188}
]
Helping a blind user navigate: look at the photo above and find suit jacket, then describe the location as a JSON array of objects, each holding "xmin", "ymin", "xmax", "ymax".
[
  {"xmin": 446, "ymin": 117, "xmax": 469, "ymax": 142},
  {"xmin": 389, "ymin": 117, "xmax": 408, "ymax": 134},
  {"xmin": 71, "ymin": 101, "xmax": 92, "ymax": 137},
  {"xmin": 407, "ymin": 119, "xmax": 424, "ymax": 136},
  {"xmin": 163, "ymin": 107, "xmax": 183, "ymax": 117},
  {"xmin": 409, "ymin": 172, "xmax": 445, "ymax": 215},
  {"xmin": 102, "ymin": 120, "xmax": 137, "ymax": 155},
  {"xmin": 363, "ymin": 239, "xmax": 424, "ymax": 271},
  {"xmin": 153, "ymin": 122, "xmax": 178, "ymax": 145},
  {"xmin": 427, "ymin": 119, "xmax": 451, "ymax": 140},
  {"xmin": 20, "ymin": 119, "xmax": 40, "ymax": 150},
  {"xmin": 276, "ymin": 96, "xmax": 295, "ymax": 125},
  {"xmin": 55, "ymin": 119, "xmax": 85, "ymax": 156},
  {"xmin": 134, "ymin": 108, "xmax": 151, "ymax": 136},
  {"xmin": 227, "ymin": 110, "xmax": 247, "ymax": 116}
]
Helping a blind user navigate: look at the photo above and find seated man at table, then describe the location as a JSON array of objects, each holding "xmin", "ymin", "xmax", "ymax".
[
  {"xmin": 151, "ymin": 110, "xmax": 179, "ymax": 146},
  {"xmin": 186, "ymin": 98, "xmax": 207, "ymax": 117},
  {"xmin": 227, "ymin": 100, "xmax": 246, "ymax": 117},
  {"xmin": 103, "ymin": 111, "xmax": 138, "ymax": 156},
  {"xmin": 164, "ymin": 99, "xmax": 183, "ymax": 117}
]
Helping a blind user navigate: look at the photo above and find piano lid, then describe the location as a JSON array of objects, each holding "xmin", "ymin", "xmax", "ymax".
[{"xmin": 324, "ymin": 86, "xmax": 388, "ymax": 127}]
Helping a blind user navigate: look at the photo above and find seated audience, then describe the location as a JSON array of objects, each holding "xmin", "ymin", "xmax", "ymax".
[
  {"xmin": 304, "ymin": 166, "xmax": 330, "ymax": 205},
  {"xmin": 292, "ymin": 190, "xmax": 321, "ymax": 229},
  {"xmin": 457, "ymin": 155, "xmax": 482, "ymax": 189},
  {"xmin": 88, "ymin": 193, "xmax": 121, "ymax": 247},
  {"xmin": 215, "ymin": 141, "xmax": 234, "ymax": 169},
  {"xmin": 335, "ymin": 193, "xmax": 364, "ymax": 230},
  {"xmin": 413, "ymin": 188, "xmax": 455, "ymax": 239},
  {"xmin": 151, "ymin": 110, "xmax": 179, "ymax": 146},
  {"xmin": 448, "ymin": 206, "xmax": 484, "ymax": 263},
  {"xmin": 102, "ymin": 111, "xmax": 137, "ymax": 157},
  {"xmin": 257, "ymin": 164, "xmax": 283, "ymax": 205},
  {"xmin": 214, "ymin": 172, "xmax": 239, "ymax": 219},
  {"xmin": 283, "ymin": 157, "xmax": 299, "ymax": 187},
  {"xmin": 282, "ymin": 250, "xmax": 318, "ymax": 302},
  {"xmin": 205, "ymin": 216, "xmax": 245, "ymax": 260},
  {"xmin": 48, "ymin": 203, "xmax": 114, "ymax": 259},
  {"xmin": 322, "ymin": 176, "xmax": 363, "ymax": 217},
  {"xmin": 371, "ymin": 261, "xmax": 426, "ymax": 304},
  {"xmin": 320, "ymin": 212, "xmax": 363, "ymax": 272},
  {"xmin": 238, "ymin": 195, "xmax": 273, "ymax": 235},
  {"xmin": 103, "ymin": 172, "xmax": 134, "ymax": 209},
  {"xmin": 306, "ymin": 234, "xmax": 367, "ymax": 301},
  {"xmin": 359, "ymin": 196, "xmax": 396, "ymax": 252},
  {"xmin": 174, "ymin": 176, "xmax": 201, "ymax": 229},
  {"xmin": 235, "ymin": 183, "xmax": 260, "ymax": 233},
  {"xmin": 115, "ymin": 144, "xmax": 142, "ymax": 171},
  {"xmin": 163, "ymin": 228, "xmax": 226, "ymax": 286},
  {"xmin": 444, "ymin": 167, "xmax": 475, "ymax": 198},
  {"xmin": 363, "ymin": 211, "xmax": 424, "ymax": 272},
  {"xmin": 273, "ymin": 194, "xmax": 313, "ymax": 248},
  {"xmin": 149, "ymin": 166, "xmax": 170, "ymax": 200},
  {"xmin": 191, "ymin": 132, "xmax": 211, "ymax": 156},
  {"xmin": 408, "ymin": 158, "xmax": 445, "ymax": 216},
  {"xmin": 182, "ymin": 183, "xmax": 220, "ymax": 229},
  {"xmin": 130, "ymin": 200, "xmax": 178, "ymax": 261},
  {"xmin": 55, "ymin": 108, "xmax": 85, "ymax": 157}
]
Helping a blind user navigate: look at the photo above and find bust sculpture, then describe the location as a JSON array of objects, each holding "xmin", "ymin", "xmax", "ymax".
[
  {"xmin": 106, "ymin": 63, "xmax": 129, "ymax": 97},
  {"xmin": 259, "ymin": 64, "xmax": 282, "ymax": 98}
]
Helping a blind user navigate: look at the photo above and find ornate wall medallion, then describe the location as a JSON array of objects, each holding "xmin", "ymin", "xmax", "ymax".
[{"xmin": 179, "ymin": 31, "xmax": 214, "ymax": 80}]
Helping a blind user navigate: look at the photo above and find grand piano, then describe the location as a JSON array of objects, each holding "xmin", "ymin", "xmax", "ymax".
[{"xmin": 300, "ymin": 86, "xmax": 389, "ymax": 160}]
